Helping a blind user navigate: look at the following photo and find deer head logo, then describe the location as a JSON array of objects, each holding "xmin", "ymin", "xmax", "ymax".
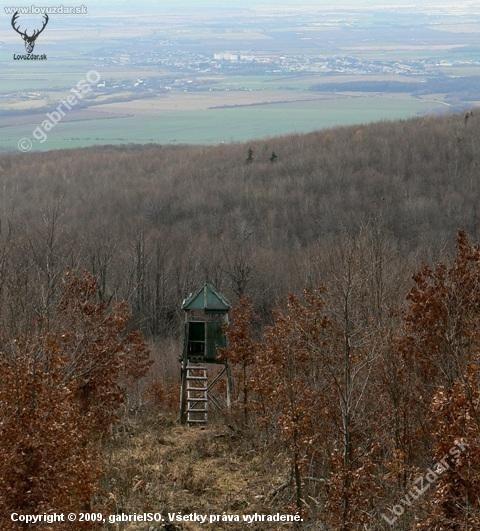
[{"xmin": 11, "ymin": 11, "xmax": 49, "ymax": 54}]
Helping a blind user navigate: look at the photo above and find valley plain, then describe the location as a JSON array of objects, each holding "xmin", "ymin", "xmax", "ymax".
[{"xmin": 1, "ymin": 1, "xmax": 479, "ymax": 150}]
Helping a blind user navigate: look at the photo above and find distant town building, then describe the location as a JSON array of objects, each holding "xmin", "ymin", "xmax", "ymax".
[{"xmin": 213, "ymin": 52, "xmax": 239, "ymax": 62}]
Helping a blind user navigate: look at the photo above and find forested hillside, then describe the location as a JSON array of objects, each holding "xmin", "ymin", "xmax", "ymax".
[
  {"xmin": 1, "ymin": 110, "xmax": 480, "ymax": 529},
  {"xmin": 0, "ymin": 111, "xmax": 479, "ymax": 338}
]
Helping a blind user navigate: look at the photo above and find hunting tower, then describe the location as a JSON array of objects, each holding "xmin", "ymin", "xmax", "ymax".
[{"xmin": 179, "ymin": 283, "xmax": 233, "ymax": 425}]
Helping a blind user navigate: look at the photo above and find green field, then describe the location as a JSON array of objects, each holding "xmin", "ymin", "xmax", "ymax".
[{"xmin": 0, "ymin": 94, "xmax": 448, "ymax": 152}]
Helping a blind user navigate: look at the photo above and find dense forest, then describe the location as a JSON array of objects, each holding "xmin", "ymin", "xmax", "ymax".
[
  {"xmin": 1, "ymin": 111, "xmax": 479, "ymax": 336},
  {"xmin": 1, "ymin": 110, "xmax": 480, "ymax": 529}
]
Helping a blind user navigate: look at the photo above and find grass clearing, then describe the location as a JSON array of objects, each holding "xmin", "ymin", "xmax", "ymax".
[{"xmin": 102, "ymin": 415, "xmax": 287, "ymax": 530}]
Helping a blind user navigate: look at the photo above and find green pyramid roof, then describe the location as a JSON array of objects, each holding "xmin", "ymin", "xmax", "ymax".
[{"xmin": 182, "ymin": 283, "xmax": 231, "ymax": 311}]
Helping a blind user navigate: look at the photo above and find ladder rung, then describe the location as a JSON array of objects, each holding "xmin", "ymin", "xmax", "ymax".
[{"xmin": 184, "ymin": 364, "xmax": 209, "ymax": 425}]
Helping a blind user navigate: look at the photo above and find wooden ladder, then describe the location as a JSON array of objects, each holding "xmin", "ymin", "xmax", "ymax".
[{"xmin": 186, "ymin": 363, "xmax": 208, "ymax": 426}]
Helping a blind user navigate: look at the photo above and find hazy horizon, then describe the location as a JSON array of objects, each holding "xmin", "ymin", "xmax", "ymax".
[{"xmin": 1, "ymin": 0, "xmax": 479, "ymax": 151}]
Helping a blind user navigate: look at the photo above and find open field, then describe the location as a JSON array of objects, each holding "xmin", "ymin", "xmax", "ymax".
[
  {"xmin": 92, "ymin": 90, "xmax": 331, "ymax": 112},
  {"xmin": 0, "ymin": 93, "xmax": 449, "ymax": 151},
  {"xmin": 211, "ymin": 73, "xmax": 424, "ymax": 91}
]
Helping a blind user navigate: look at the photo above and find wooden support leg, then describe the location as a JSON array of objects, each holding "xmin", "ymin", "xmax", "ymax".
[
  {"xmin": 226, "ymin": 362, "xmax": 233, "ymax": 410},
  {"xmin": 179, "ymin": 359, "xmax": 187, "ymax": 425}
]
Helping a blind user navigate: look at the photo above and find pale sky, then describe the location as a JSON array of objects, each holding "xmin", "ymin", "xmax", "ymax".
[{"xmin": 15, "ymin": 0, "xmax": 473, "ymax": 9}]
